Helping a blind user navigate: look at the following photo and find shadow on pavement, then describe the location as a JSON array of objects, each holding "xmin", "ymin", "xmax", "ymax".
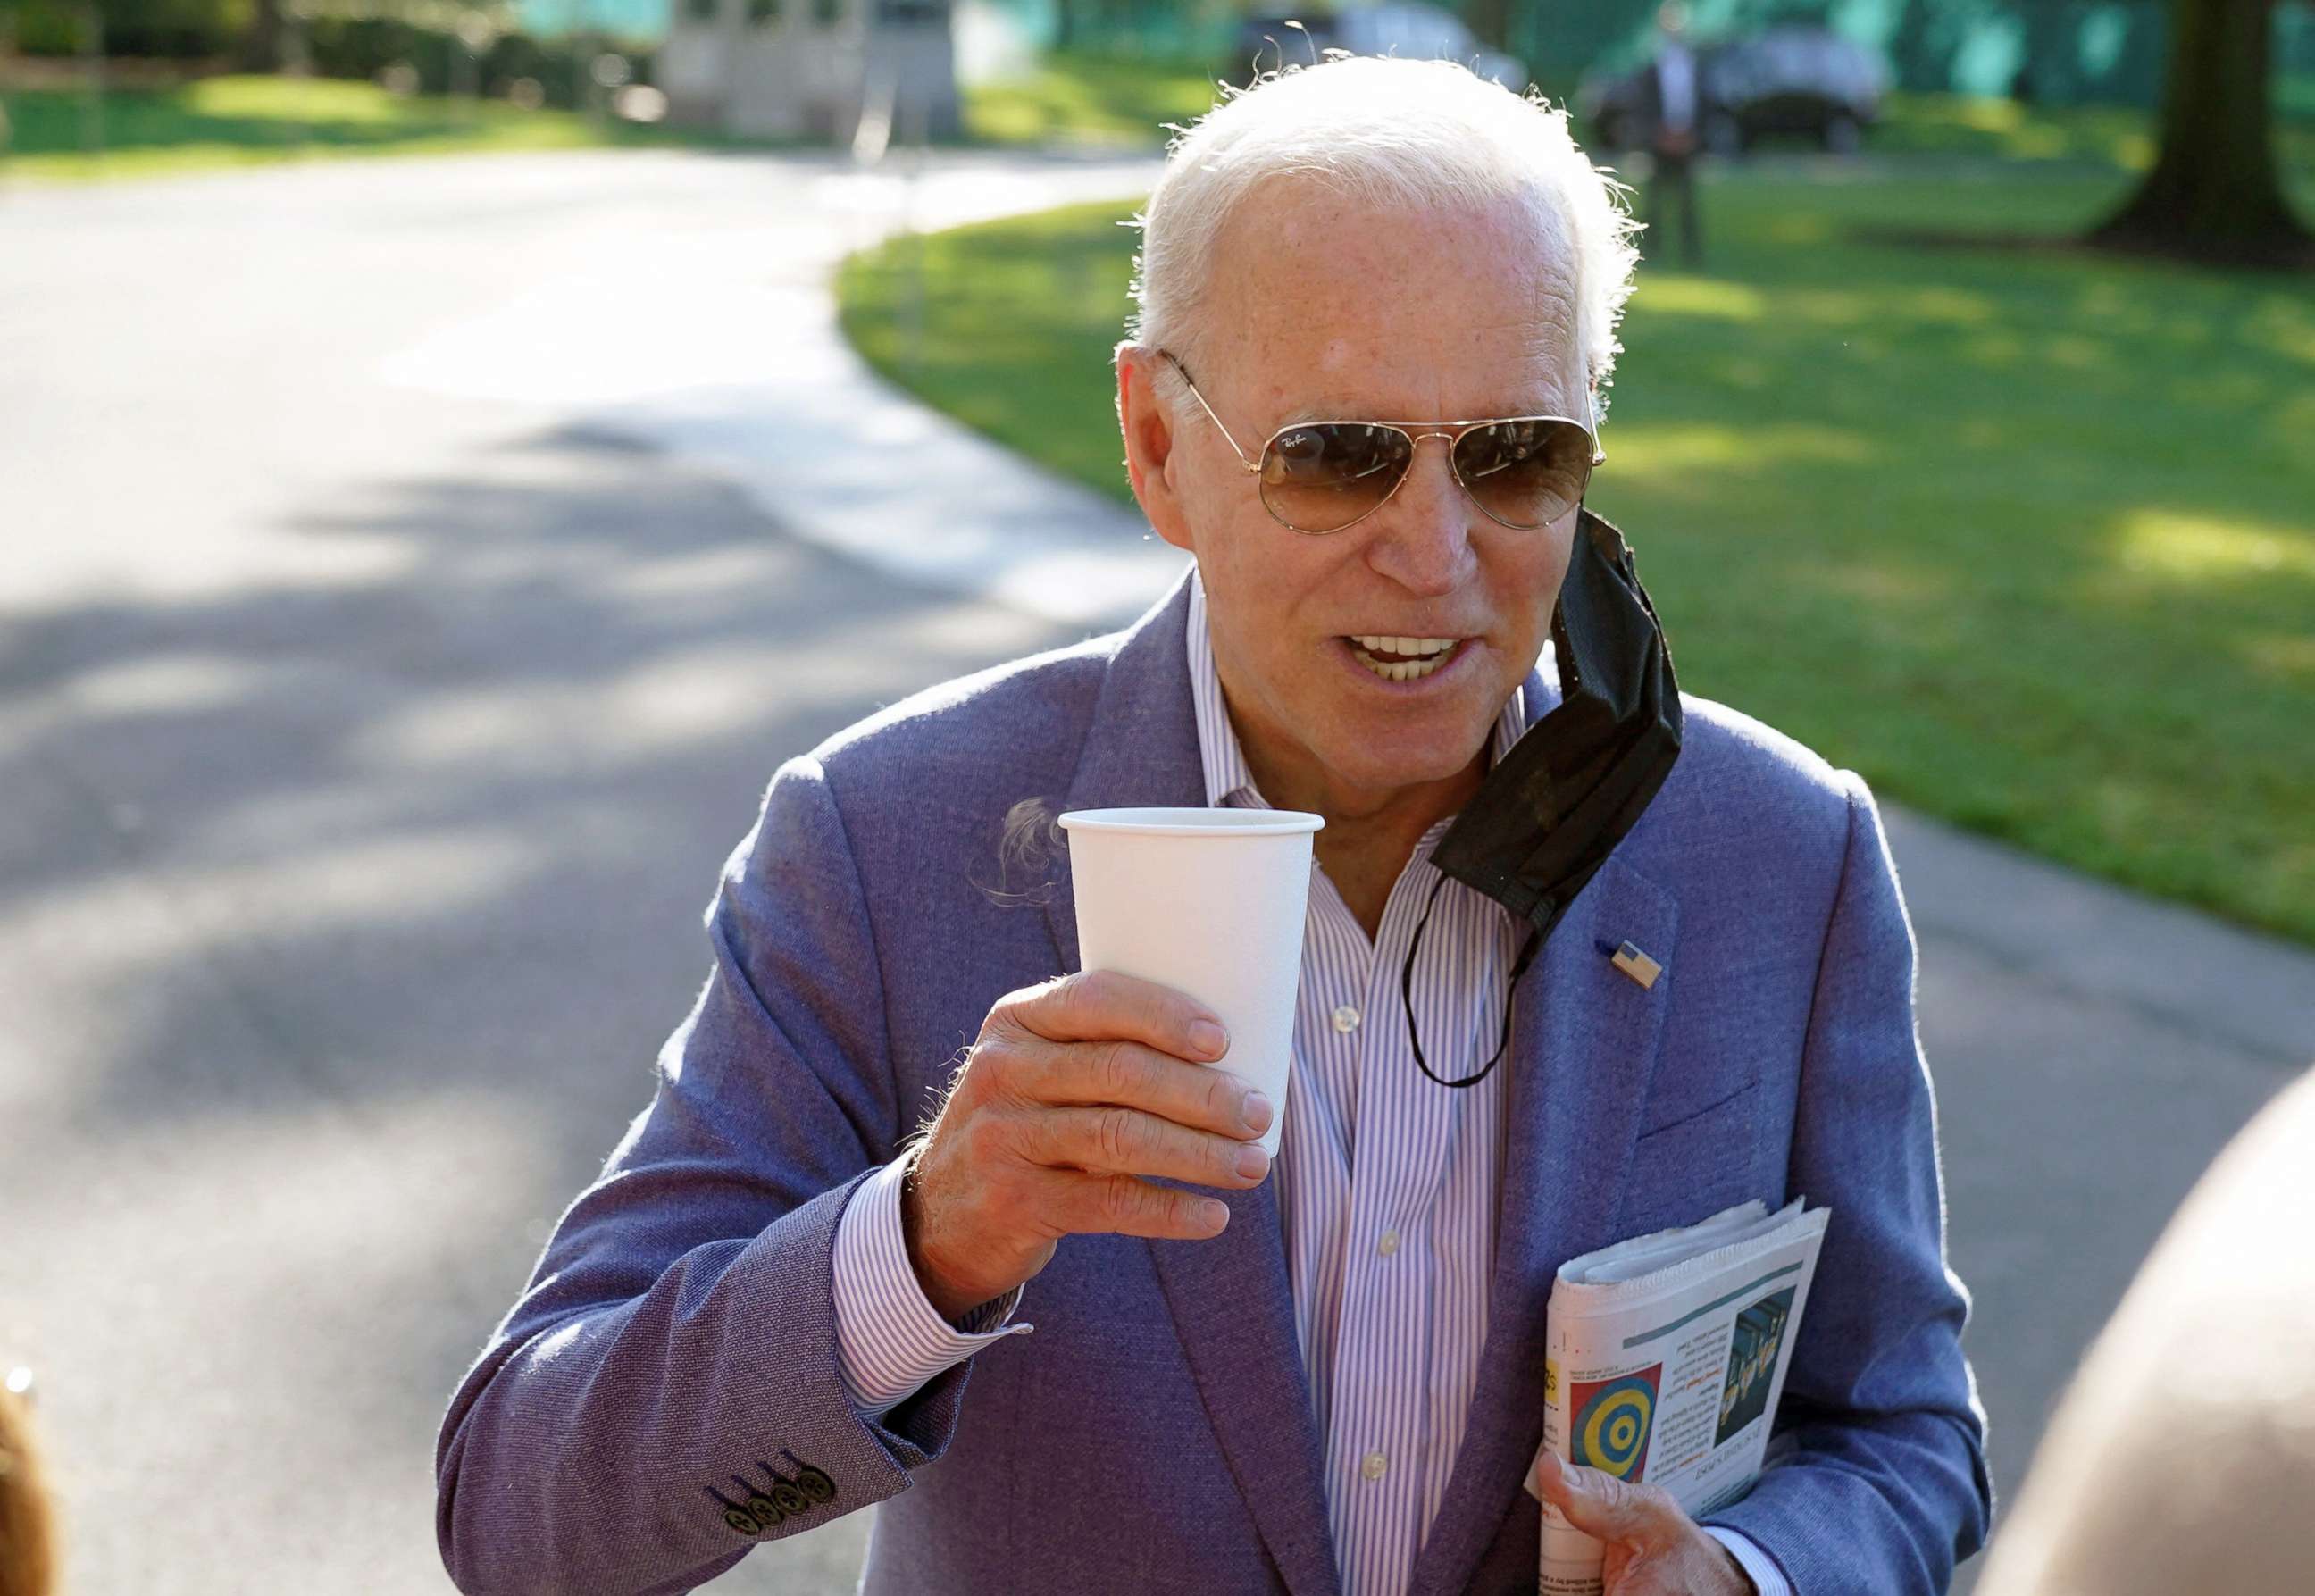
[{"xmin": 0, "ymin": 422, "xmax": 1065, "ymax": 1592}]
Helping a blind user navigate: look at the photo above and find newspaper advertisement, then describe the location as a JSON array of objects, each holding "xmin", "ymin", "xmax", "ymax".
[{"xmin": 1530, "ymin": 1198, "xmax": 1831, "ymax": 1595}]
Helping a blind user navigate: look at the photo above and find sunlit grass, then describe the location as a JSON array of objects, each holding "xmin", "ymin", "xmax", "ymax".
[
  {"xmin": 186, "ymin": 74, "xmax": 430, "ymax": 124},
  {"xmin": 957, "ymin": 55, "xmax": 2315, "ymax": 176},
  {"xmin": 840, "ymin": 162, "xmax": 2315, "ymax": 944},
  {"xmin": 962, "ymin": 52, "xmax": 1228, "ymax": 148},
  {"xmin": 1868, "ymin": 87, "xmax": 2315, "ymax": 172},
  {"xmin": 0, "ymin": 74, "xmax": 765, "ymax": 182},
  {"xmin": 1869, "ymin": 88, "xmax": 2160, "ymax": 167},
  {"xmin": 2105, "ymin": 508, "xmax": 2315, "ymax": 584},
  {"xmin": 1634, "ymin": 277, "xmax": 1773, "ymax": 322}
]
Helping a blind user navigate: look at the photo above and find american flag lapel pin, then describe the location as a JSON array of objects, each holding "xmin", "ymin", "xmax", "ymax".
[{"xmin": 1609, "ymin": 940, "xmax": 1663, "ymax": 990}]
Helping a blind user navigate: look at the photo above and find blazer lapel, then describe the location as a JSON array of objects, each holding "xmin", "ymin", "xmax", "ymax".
[
  {"xmin": 1040, "ymin": 562, "xmax": 1343, "ymax": 1596},
  {"xmin": 1408, "ymin": 843, "xmax": 1682, "ymax": 1595}
]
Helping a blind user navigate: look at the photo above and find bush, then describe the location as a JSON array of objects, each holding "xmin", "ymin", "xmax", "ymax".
[
  {"xmin": 299, "ymin": 17, "xmax": 455, "ymax": 87},
  {"xmin": 0, "ymin": 0, "xmax": 655, "ymax": 110},
  {"xmin": 298, "ymin": 18, "xmax": 654, "ymax": 108},
  {"xmin": 0, "ymin": 0, "xmax": 252, "ymax": 57}
]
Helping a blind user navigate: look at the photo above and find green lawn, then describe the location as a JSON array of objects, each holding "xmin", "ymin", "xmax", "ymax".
[
  {"xmin": 838, "ymin": 155, "xmax": 2315, "ymax": 945},
  {"xmin": 961, "ymin": 54, "xmax": 2315, "ymax": 172},
  {"xmin": 962, "ymin": 52, "xmax": 1236, "ymax": 149},
  {"xmin": 0, "ymin": 74, "xmax": 767, "ymax": 182},
  {"xmin": 1869, "ymin": 87, "xmax": 2315, "ymax": 171},
  {"xmin": 0, "ymin": 54, "xmax": 1208, "ymax": 180}
]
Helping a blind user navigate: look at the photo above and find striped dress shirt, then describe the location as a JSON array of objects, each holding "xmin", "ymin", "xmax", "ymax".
[{"xmin": 830, "ymin": 565, "xmax": 1786, "ymax": 1596}]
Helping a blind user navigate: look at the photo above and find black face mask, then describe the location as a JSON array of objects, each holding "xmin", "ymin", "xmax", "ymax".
[{"xmin": 1399, "ymin": 508, "xmax": 1684, "ymax": 1087}]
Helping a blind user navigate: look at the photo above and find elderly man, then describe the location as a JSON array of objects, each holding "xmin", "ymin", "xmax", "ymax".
[{"xmin": 436, "ymin": 57, "xmax": 1990, "ymax": 1596}]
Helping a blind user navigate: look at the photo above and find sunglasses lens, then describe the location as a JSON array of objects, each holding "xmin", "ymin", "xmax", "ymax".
[
  {"xmin": 1453, "ymin": 420, "xmax": 1592, "ymax": 529},
  {"xmin": 1259, "ymin": 423, "xmax": 1413, "ymax": 533}
]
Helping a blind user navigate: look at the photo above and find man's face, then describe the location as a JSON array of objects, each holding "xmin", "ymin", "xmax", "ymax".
[{"xmin": 1130, "ymin": 189, "xmax": 1587, "ymax": 815}]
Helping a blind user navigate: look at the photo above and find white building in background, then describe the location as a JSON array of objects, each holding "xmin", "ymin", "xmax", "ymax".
[{"xmin": 656, "ymin": 0, "xmax": 959, "ymax": 143}]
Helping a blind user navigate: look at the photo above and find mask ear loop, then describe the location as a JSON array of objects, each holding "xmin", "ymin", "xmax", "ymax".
[{"xmin": 1400, "ymin": 872, "xmax": 1546, "ymax": 1089}]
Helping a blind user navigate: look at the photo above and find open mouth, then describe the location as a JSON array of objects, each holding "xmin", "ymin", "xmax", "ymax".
[{"xmin": 1345, "ymin": 634, "xmax": 1465, "ymax": 683}]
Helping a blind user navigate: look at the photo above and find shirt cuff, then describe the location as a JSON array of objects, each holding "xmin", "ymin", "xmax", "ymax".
[
  {"xmin": 1703, "ymin": 1526, "xmax": 1791, "ymax": 1596},
  {"xmin": 831, "ymin": 1151, "xmax": 1033, "ymax": 1419}
]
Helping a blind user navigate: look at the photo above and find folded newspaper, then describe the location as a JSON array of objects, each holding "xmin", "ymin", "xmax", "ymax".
[{"xmin": 1528, "ymin": 1198, "xmax": 1831, "ymax": 1595}]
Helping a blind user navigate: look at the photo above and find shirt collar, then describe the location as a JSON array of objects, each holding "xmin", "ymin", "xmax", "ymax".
[{"xmin": 1184, "ymin": 564, "xmax": 1533, "ymax": 820}]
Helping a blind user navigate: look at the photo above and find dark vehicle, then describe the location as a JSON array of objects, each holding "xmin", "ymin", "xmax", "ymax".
[
  {"xmin": 1576, "ymin": 25, "xmax": 1886, "ymax": 157},
  {"xmin": 1226, "ymin": 4, "xmax": 1525, "ymax": 90}
]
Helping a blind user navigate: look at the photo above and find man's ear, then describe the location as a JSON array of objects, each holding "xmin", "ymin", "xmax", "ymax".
[{"xmin": 1116, "ymin": 344, "xmax": 1196, "ymax": 555}]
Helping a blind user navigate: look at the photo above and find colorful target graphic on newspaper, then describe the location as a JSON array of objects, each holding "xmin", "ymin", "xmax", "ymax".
[{"xmin": 1567, "ymin": 1366, "xmax": 1663, "ymax": 1484}]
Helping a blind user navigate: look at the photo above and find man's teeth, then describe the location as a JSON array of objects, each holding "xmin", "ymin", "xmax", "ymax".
[
  {"xmin": 1351, "ymin": 634, "xmax": 1459, "ymax": 656},
  {"xmin": 1348, "ymin": 635, "xmax": 1462, "ymax": 681}
]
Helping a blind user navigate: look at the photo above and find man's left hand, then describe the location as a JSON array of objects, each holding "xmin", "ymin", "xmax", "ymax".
[{"xmin": 1532, "ymin": 1451, "xmax": 1756, "ymax": 1595}]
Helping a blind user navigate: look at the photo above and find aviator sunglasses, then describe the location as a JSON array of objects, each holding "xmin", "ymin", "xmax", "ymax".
[{"xmin": 1157, "ymin": 348, "xmax": 1605, "ymax": 536}]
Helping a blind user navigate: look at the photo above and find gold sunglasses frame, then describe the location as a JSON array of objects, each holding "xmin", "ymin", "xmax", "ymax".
[{"xmin": 1155, "ymin": 347, "xmax": 1606, "ymax": 536}]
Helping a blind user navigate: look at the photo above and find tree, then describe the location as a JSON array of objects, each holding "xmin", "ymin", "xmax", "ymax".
[
  {"xmin": 240, "ymin": 0, "xmax": 284, "ymax": 71},
  {"xmin": 1466, "ymin": 0, "xmax": 1513, "ymax": 53},
  {"xmin": 2087, "ymin": 0, "xmax": 2314, "ymax": 268}
]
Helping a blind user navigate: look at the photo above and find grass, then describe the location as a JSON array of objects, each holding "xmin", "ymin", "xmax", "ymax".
[
  {"xmin": 0, "ymin": 74, "xmax": 775, "ymax": 182},
  {"xmin": 960, "ymin": 53, "xmax": 2315, "ymax": 171},
  {"xmin": 837, "ymin": 140, "xmax": 2315, "ymax": 946},
  {"xmin": 1868, "ymin": 87, "xmax": 2315, "ymax": 172},
  {"xmin": 961, "ymin": 51, "xmax": 1232, "ymax": 149},
  {"xmin": 960, "ymin": 51, "xmax": 1592, "ymax": 152},
  {"xmin": 20, "ymin": 59, "xmax": 2306, "ymax": 180}
]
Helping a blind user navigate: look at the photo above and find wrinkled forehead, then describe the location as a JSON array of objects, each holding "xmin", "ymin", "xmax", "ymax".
[{"xmin": 1203, "ymin": 180, "xmax": 1585, "ymax": 422}]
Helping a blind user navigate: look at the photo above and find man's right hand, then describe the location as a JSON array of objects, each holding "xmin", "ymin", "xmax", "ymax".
[{"xmin": 900, "ymin": 970, "xmax": 1275, "ymax": 1321}]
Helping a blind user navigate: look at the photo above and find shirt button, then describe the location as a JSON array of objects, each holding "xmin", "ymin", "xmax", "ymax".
[
  {"xmin": 1377, "ymin": 1230, "xmax": 1400, "ymax": 1258},
  {"xmin": 1331, "ymin": 1004, "xmax": 1361, "ymax": 1033},
  {"xmin": 1361, "ymin": 1451, "xmax": 1388, "ymax": 1482}
]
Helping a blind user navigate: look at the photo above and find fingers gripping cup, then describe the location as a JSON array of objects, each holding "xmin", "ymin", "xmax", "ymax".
[{"xmin": 1057, "ymin": 807, "xmax": 1323, "ymax": 1160}]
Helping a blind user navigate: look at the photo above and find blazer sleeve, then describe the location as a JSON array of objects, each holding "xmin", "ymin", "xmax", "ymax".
[
  {"xmin": 1697, "ymin": 770, "xmax": 1995, "ymax": 1594},
  {"xmin": 434, "ymin": 753, "xmax": 972, "ymax": 1596}
]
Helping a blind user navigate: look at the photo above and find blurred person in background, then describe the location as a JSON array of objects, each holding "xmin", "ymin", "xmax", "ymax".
[
  {"xmin": 0, "ymin": 1366, "xmax": 55, "ymax": 1596},
  {"xmin": 1974, "ymin": 1064, "xmax": 2315, "ymax": 1596},
  {"xmin": 436, "ymin": 54, "xmax": 1987, "ymax": 1596},
  {"xmin": 1639, "ymin": 1, "xmax": 1706, "ymax": 267}
]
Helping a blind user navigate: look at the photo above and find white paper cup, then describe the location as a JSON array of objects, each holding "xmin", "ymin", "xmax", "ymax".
[{"xmin": 1056, "ymin": 806, "xmax": 1323, "ymax": 1159}]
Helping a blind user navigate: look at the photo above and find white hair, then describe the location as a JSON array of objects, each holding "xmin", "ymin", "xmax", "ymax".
[{"xmin": 1124, "ymin": 55, "xmax": 1644, "ymax": 423}]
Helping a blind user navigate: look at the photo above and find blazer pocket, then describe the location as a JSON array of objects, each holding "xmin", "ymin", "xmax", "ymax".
[{"xmin": 1616, "ymin": 1077, "xmax": 1766, "ymax": 1236}]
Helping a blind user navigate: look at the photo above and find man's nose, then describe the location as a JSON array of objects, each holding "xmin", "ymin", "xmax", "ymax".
[{"xmin": 1366, "ymin": 434, "xmax": 1479, "ymax": 595}]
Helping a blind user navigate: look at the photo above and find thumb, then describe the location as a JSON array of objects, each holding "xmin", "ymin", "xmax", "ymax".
[{"xmin": 1534, "ymin": 1450, "xmax": 1667, "ymax": 1545}]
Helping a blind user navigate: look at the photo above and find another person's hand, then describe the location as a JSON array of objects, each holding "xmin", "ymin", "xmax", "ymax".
[
  {"xmin": 1533, "ymin": 1452, "xmax": 1757, "ymax": 1596},
  {"xmin": 901, "ymin": 970, "xmax": 1275, "ymax": 1321}
]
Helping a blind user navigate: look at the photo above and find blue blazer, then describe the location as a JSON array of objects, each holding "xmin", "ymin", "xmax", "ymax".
[{"xmin": 437, "ymin": 558, "xmax": 1993, "ymax": 1595}]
